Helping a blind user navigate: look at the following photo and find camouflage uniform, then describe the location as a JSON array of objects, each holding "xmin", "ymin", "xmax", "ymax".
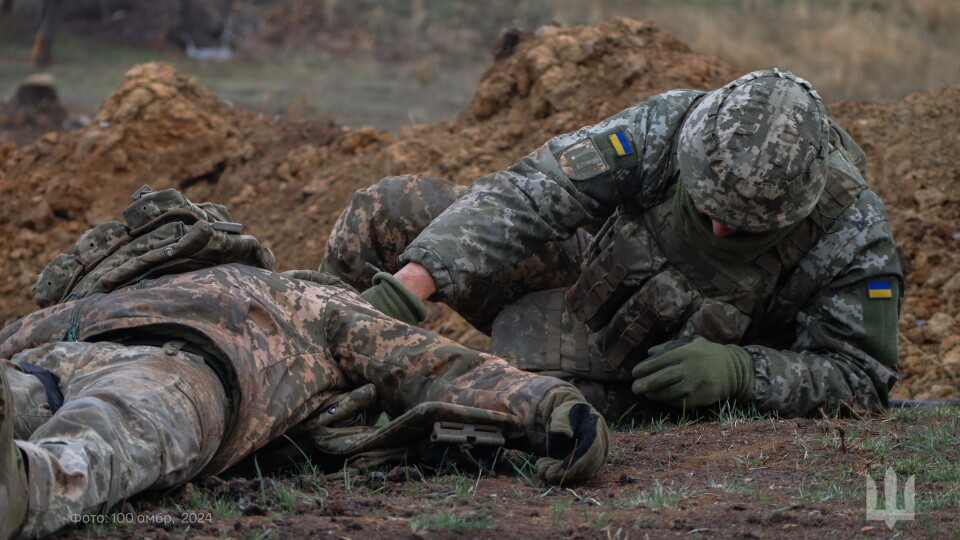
[
  {"xmin": 1, "ymin": 263, "xmax": 571, "ymax": 537},
  {"xmin": 322, "ymin": 70, "xmax": 902, "ymax": 419}
]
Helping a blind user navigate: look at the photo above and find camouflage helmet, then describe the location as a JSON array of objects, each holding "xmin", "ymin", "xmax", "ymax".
[{"xmin": 677, "ymin": 69, "xmax": 829, "ymax": 233}]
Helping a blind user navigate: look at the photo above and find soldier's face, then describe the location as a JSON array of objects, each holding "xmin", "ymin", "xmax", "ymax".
[
  {"xmin": 711, "ymin": 220, "xmax": 740, "ymax": 238},
  {"xmin": 693, "ymin": 202, "xmax": 743, "ymax": 238}
]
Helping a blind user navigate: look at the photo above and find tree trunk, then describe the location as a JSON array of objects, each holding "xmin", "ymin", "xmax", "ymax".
[
  {"xmin": 219, "ymin": 0, "xmax": 234, "ymax": 44},
  {"xmin": 30, "ymin": 0, "xmax": 60, "ymax": 67},
  {"xmin": 0, "ymin": 0, "xmax": 14, "ymax": 16}
]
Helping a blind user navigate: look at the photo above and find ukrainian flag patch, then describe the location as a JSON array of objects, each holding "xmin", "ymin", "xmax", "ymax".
[
  {"xmin": 608, "ymin": 131, "xmax": 633, "ymax": 157},
  {"xmin": 868, "ymin": 280, "xmax": 893, "ymax": 299}
]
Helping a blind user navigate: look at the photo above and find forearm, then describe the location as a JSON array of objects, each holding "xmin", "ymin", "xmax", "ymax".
[
  {"xmin": 746, "ymin": 274, "xmax": 902, "ymax": 417},
  {"xmin": 326, "ymin": 291, "xmax": 571, "ymax": 449},
  {"xmin": 746, "ymin": 345, "xmax": 897, "ymax": 417},
  {"xmin": 746, "ymin": 191, "xmax": 902, "ymax": 417}
]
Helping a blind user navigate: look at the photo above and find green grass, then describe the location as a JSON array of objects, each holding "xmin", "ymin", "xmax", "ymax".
[
  {"xmin": 271, "ymin": 482, "xmax": 304, "ymax": 513},
  {"xmin": 613, "ymin": 401, "xmax": 768, "ymax": 433},
  {"xmin": 180, "ymin": 491, "xmax": 243, "ymax": 520},
  {"xmin": 613, "ymin": 410, "xmax": 693, "ymax": 433},
  {"xmin": 0, "ymin": 19, "xmax": 179, "ymax": 111},
  {"xmin": 713, "ymin": 401, "xmax": 766, "ymax": 426},
  {"xmin": 81, "ymin": 516, "xmax": 133, "ymax": 537},
  {"xmin": 618, "ymin": 481, "xmax": 688, "ymax": 510},
  {"xmin": 707, "ymin": 474, "xmax": 748, "ymax": 494},
  {"xmin": 408, "ymin": 508, "xmax": 495, "ymax": 533},
  {"xmin": 505, "ymin": 450, "xmax": 540, "ymax": 488},
  {"xmin": 732, "ymin": 452, "xmax": 767, "ymax": 469},
  {"xmin": 792, "ymin": 473, "xmax": 862, "ymax": 503},
  {"xmin": 550, "ymin": 496, "xmax": 573, "ymax": 526},
  {"xmin": 425, "ymin": 470, "xmax": 480, "ymax": 499},
  {"xmin": 239, "ymin": 529, "xmax": 275, "ymax": 540},
  {"xmin": 588, "ymin": 509, "xmax": 613, "ymax": 531},
  {"xmin": 793, "ymin": 406, "xmax": 960, "ymax": 514}
]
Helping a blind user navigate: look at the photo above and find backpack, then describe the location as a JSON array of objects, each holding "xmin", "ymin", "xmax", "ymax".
[{"xmin": 33, "ymin": 185, "xmax": 276, "ymax": 307}]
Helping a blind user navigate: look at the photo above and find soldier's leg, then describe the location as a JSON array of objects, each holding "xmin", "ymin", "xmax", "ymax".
[
  {"xmin": 1, "ymin": 362, "xmax": 29, "ymax": 540},
  {"xmin": 320, "ymin": 174, "xmax": 469, "ymax": 289},
  {"xmin": 321, "ymin": 174, "xmax": 591, "ymax": 332},
  {"xmin": 8, "ymin": 342, "xmax": 228, "ymax": 538}
]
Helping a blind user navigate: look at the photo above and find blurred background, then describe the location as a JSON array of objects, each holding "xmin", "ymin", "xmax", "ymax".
[{"xmin": 2, "ymin": 0, "xmax": 960, "ymax": 136}]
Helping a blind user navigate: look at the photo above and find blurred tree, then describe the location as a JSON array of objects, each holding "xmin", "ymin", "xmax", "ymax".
[
  {"xmin": 179, "ymin": 0, "xmax": 235, "ymax": 47},
  {"xmin": 31, "ymin": 0, "xmax": 61, "ymax": 67}
]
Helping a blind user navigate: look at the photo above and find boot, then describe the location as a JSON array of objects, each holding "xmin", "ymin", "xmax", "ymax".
[{"xmin": 0, "ymin": 366, "xmax": 28, "ymax": 540}]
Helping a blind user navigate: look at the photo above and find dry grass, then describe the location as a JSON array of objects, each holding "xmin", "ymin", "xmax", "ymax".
[
  {"xmin": 565, "ymin": 0, "xmax": 960, "ymax": 101},
  {"xmin": 276, "ymin": 0, "xmax": 960, "ymax": 102}
]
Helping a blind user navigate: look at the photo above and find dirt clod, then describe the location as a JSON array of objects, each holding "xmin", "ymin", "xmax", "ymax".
[{"xmin": 241, "ymin": 503, "xmax": 268, "ymax": 516}]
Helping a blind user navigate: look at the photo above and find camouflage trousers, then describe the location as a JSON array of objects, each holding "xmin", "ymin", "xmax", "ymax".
[
  {"xmin": 5, "ymin": 342, "xmax": 227, "ymax": 538},
  {"xmin": 322, "ymin": 175, "xmax": 637, "ymax": 418}
]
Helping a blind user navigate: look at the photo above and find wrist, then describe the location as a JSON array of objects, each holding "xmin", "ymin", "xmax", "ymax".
[
  {"xmin": 394, "ymin": 263, "xmax": 437, "ymax": 301},
  {"xmin": 363, "ymin": 272, "xmax": 427, "ymax": 324},
  {"xmin": 727, "ymin": 344, "xmax": 756, "ymax": 402}
]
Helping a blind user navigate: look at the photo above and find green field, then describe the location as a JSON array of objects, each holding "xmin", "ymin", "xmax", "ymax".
[{"xmin": 0, "ymin": 17, "xmax": 482, "ymax": 131}]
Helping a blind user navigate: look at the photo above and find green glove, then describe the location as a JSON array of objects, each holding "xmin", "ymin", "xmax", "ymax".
[
  {"xmin": 360, "ymin": 272, "xmax": 427, "ymax": 326},
  {"xmin": 535, "ymin": 389, "xmax": 609, "ymax": 485},
  {"xmin": 631, "ymin": 337, "xmax": 755, "ymax": 409}
]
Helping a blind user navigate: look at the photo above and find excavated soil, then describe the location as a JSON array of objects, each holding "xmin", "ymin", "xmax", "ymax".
[{"xmin": 1, "ymin": 17, "xmax": 958, "ymax": 405}]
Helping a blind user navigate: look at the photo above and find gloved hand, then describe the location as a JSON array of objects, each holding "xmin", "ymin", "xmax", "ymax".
[
  {"xmin": 360, "ymin": 272, "xmax": 427, "ymax": 326},
  {"xmin": 631, "ymin": 337, "xmax": 755, "ymax": 409},
  {"xmin": 535, "ymin": 388, "xmax": 609, "ymax": 485}
]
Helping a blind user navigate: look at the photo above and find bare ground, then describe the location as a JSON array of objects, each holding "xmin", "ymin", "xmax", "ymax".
[{"xmin": 57, "ymin": 407, "xmax": 959, "ymax": 539}]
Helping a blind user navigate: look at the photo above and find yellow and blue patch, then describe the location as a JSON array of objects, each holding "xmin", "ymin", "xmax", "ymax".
[
  {"xmin": 608, "ymin": 131, "xmax": 633, "ymax": 157},
  {"xmin": 868, "ymin": 280, "xmax": 893, "ymax": 299}
]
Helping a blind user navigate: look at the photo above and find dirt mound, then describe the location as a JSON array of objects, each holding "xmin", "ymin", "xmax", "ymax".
[
  {"xmin": 378, "ymin": 18, "xmax": 736, "ymax": 183},
  {"xmin": 832, "ymin": 88, "xmax": 960, "ymax": 399},
  {"xmin": 0, "ymin": 63, "xmax": 360, "ymax": 321},
  {"xmin": 0, "ymin": 18, "xmax": 957, "ymax": 399},
  {"xmin": 0, "ymin": 74, "xmax": 68, "ymax": 147}
]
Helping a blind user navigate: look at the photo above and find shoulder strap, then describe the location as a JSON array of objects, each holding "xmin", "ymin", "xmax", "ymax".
[
  {"xmin": 665, "ymin": 93, "xmax": 707, "ymax": 179},
  {"xmin": 770, "ymin": 163, "xmax": 866, "ymax": 275}
]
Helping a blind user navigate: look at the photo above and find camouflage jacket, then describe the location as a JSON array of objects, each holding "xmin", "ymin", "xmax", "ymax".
[
  {"xmin": 401, "ymin": 90, "xmax": 903, "ymax": 417},
  {"xmin": 0, "ymin": 264, "xmax": 566, "ymax": 471}
]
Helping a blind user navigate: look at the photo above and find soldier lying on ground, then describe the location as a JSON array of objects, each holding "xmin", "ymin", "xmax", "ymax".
[
  {"xmin": 322, "ymin": 69, "xmax": 903, "ymax": 420},
  {"xmin": 0, "ymin": 188, "xmax": 608, "ymax": 539}
]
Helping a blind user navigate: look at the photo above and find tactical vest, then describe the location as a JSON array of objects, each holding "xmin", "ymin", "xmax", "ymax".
[
  {"xmin": 563, "ymin": 121, "xmax": 868, "ymax": 382},
  {"xmin": 32, "ymin": 185, "xmax": 276, "ymax": 308}
]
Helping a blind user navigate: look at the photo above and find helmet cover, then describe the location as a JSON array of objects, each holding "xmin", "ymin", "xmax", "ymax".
[{"xmin": 677, "ymin": 69, "xmax": 829, "ymax": 232}]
